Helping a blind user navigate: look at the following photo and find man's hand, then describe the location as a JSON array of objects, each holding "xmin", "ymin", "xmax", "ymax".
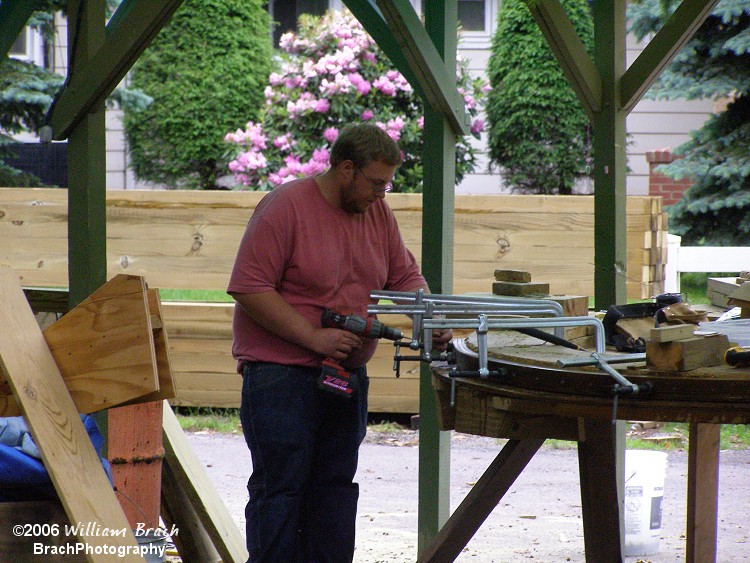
[
  {"xmin": 432, "ymin": 328, "xmax": 453, "ymax": 351},
  {"xmin": 309, "ymin": 327, "xmax": 363, "ymax": 361}
]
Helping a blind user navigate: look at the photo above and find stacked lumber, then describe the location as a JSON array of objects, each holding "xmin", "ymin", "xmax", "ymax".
[
  {"xmin": 0, "ymin": 189, "xmax": 666, "ymax": 299},
  {"xmin": 707, "ymin": 277, "xmax": 741, "ymax": 308},
  {"xmin": 0, "ymin": 188, "xmax": 668, "ymax": 412}
]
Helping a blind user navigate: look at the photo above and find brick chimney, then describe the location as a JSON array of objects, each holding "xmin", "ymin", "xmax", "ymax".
[{"xmin": 646, "ymin": 149, "xmax": 693, "ymax": 206}]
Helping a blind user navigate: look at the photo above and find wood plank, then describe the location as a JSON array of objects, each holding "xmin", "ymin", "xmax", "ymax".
[
  {"xmin": 686, "ymin": 422, "xmax": 719, "ymax": 563},
  {"xmin": 162, "ymin": 402, "xmax": 248, "ymax": 563},
  {"xmin": 0, "ymin": 189, "xmax": 666, "ymax": 301},
  {"xmin": 161, "ymin": 454, "xmax": 222, "ymax": 563},
  {"xmin": 494, "ymin": 269, "xmax": 531, "ymax": 282},
  {"xmin": 650, "ymin": 324, "xmax": 695, "ymax": 343},
  {"xmin": 41, "ymin": 274, "xmax": 159, "ymax": 411},
  {"xmin": 646, "ymin": 334, "xmax": 730, "ymax": 372},
  {"xmin": 1, "ymin": 275, "xmax": 161, "ymax": 416},
  {"xmin": 126, "ymin": 289, "xmax": 176, "ymax": 404},
  {"xmin": 492, "ymin": 281, "xmax": 550, "ymax": 297},
  {"xmin": 0, "ymin": 266, "xmax": 142, "ymax": 561}
]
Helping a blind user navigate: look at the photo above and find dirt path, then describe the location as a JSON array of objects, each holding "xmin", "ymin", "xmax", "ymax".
[{"xmin": 188, "ymin": 431, "xmax": 750, "ymax": 562}]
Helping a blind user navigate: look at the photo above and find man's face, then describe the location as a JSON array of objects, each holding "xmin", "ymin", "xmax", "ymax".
[{"xmin": 341, "ymin": 161, "xmax": 396, "ymax": 214}]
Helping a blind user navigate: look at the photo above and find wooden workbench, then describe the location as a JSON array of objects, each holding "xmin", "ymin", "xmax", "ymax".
[{"xmin": 419, "ymin": 332, "xmax": 750, "ymax": 563}]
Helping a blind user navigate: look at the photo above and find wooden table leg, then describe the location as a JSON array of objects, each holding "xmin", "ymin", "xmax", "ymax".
[
  {"xmin": 686, "ymin": 422, "xmax": 720, "ymax": 563},
  {"xmin": 578, "ymin": 418, "xmax": 623, "ymax": 563},
  {"xmin": 417, "ymin": 438, "xmax": 545, "ymax": 563}
]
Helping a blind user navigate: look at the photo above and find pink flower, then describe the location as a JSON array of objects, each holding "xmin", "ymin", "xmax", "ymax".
[
  {"xmin": 323, "ymin": 128, "xmax": 339, "ymax": 143},
  {"xmin": 470, "ymin": 119, "xmax": 485, "ymax": 135},
  {"xmin": 373, "ymin": 76, "xmax": 397, "ymax": 97},
  {"xmin": 417, "ymin": 116, "xmax": 424, "ymax": 129},
  {"xmin": 284, "ymin": 155, "xmax": 302, "ymax": 174},
  {"xmin": 314, "ymin": 98, "xmax": 331, "ymax": 113},
  {"xmin": 313, "ymin": 148, "xmax": 330, "ymax": 163},
  {"xmin": 273, "ymin": 134, "xmax": 294, "ymax": 151},
  {"xmin": 348, "ymin": 72, "xmax": 371, "ymax": 96},
  {"xmin": 300, "ymin": 159, "xmax": 327, "ymax": 176},
  {"xmin": 361, "ymin": 109, "xmax": 374, "ymax": 121}
]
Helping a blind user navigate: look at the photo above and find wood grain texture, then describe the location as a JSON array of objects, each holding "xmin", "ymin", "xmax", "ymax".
[
  {"xmin": 1, "ymin": 188, "xmax": 666, "ymax": 299},
  {"xmin": 0, "ymin": 275, "xmax": 160, "ymax": 416},
  {"xmin": 0, "ymin": 266, "xmax": 142, "ymax": 561}
]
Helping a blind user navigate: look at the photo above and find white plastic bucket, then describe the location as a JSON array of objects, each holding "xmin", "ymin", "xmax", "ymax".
[{"xmin": 623, "ymin": 450, "xmax": 668, "ymax": 556}]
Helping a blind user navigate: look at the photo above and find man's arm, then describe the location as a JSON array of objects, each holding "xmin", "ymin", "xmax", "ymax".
[{"xmin": 230, "ymin": 290, "xmax": 363, "ymax": 361}]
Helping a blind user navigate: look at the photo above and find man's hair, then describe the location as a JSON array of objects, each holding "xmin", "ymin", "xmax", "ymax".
[{"xmin": 330, "ymin": 124, "xmax": 402, "ymax": 168}]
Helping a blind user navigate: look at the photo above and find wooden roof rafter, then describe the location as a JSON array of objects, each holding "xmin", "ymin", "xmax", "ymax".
[
  {"xmin": 526, "ymin": 0, "xmax": 602, "ymax": 122},
  {"xmin": 46, "ymin": 0, "xmax": 184, "ymax": 140},
  {"xmin": 620, "ymin": 0, "xmax": 720, "ymax": 112},
  {"xmin": 0, "ymin": 0, "xmax": 45, "ymax": 60},
  {"xmin": 343, "ymin": 0, "xmax": 469, "ymax": 136}
]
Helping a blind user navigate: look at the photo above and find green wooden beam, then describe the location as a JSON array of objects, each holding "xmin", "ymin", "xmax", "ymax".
[
  {"xmin": 341, "ymin": 0, "xmax": 426, "ymax": 101},
  {"xmin": 417, "ymin": 0, "xmax": 455, "ymax": 555},
  {"xmin": 66, "ymin": 0, "xmax": 107, "ymax": 307},
  {"xmin": 0, "ymin": 0, "xmax": 42, "ymax": 60},
  {"xmin": 48, "ymin": 0, "xmax": 184, "ymax": 140},
  {"xmin": 375, "ymin": 0, "xmax": 469, "ymax": 136},
  {"xmin": 525, "ymin": 0, "xmax": 601, "ymax": 122},
  {"xmin": 620, "ymin": 0, "xmax": 720, "ymax": 113},
  {"xmin": 592, "ymin": 0, "xmax": 628, "ymax": 309}
]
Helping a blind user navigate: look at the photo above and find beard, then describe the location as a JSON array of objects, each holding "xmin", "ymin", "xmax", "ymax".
[{"xmin": 340, "ymin": 179, "xmax": 370, "ymax": 214}]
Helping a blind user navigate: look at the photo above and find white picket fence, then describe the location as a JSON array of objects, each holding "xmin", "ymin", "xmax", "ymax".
[{"xmin": 665, "ymin": 234, "xmax": 750, "ymax": 292}]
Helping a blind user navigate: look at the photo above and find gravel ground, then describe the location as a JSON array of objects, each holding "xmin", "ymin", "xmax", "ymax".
[{"xmin": 188, "ymin": 429, "xmax": 750, "ymax": 563}]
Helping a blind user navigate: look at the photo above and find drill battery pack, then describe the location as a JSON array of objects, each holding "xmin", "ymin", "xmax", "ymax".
[{"xmin": 318, "ymin": 358, "xmax": 358, "ymax": 398}]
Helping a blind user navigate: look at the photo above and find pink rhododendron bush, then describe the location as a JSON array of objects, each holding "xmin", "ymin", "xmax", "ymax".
[{"xmin": 225, "ymin": 9, "xmax": 487, "ymax": 192}]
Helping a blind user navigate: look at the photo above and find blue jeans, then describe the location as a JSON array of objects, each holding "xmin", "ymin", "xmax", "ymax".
[{"xmin": 240, "ymin": 362, "xmax": 369, "ymax": 563}]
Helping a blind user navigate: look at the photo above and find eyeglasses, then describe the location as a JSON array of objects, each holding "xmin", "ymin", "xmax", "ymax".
[{"xmin": 356, "ymin": 168, "xmax": 393, "ymax": 195}]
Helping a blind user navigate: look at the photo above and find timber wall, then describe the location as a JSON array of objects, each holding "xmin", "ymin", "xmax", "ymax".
[{"xmin": 0, "ymin": 188, "xmax": 667, "ymax": 412}]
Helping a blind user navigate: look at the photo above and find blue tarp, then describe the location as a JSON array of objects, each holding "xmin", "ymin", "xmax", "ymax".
[{"xmin": 0, "ymin": 415, "xmax": 112, "ymax": 501}]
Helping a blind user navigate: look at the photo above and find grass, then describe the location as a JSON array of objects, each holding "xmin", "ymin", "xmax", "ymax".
[
  {"xmin": 157, "ymin": 288, "xmax": 234, "ymax": 302},
  {"xmin": 174, "ymin": 407, "xmax": 241, "ymax": 434}
]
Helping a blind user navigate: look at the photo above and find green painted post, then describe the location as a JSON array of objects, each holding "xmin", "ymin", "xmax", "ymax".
[
  {"xmin": 66, "ymin": 0, "xmax": 107, "ymax": 308},
  {"xmin": 592, "ymin": 0, "xmax": 628, "ymax": 310},
  {"xmin": 592, "ymin": 3, "xmax": 628, "ymax": 554},
  {"xmin": 418, "ymin": 0, "xmax": 456, "ymax": 554}
]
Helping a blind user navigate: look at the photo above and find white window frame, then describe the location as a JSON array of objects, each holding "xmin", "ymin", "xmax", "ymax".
[
  {"xmin": 410, "ymin": 0, "xmax": 496, "ymax": 50},
  {"xmin": 8, "ymin": 26, "xmax": 46, "ymax": 67}
]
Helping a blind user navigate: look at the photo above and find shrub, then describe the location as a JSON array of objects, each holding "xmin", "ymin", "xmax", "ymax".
[
  {"xmin": 123, "ymin": 0, "xmax": 272, "ymax": 190},
  {"xmin": 485, "ymin": 0, "xmax": 594, "ymax": 194},
  {"xmin": 224, "ymin": 9, "xmax": 487, "ymax": 192}
]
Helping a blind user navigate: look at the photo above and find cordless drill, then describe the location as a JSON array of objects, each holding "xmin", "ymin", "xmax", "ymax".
[{"xmin": 318, "ymin": 309, "xmax": 404, "ymax": 398}]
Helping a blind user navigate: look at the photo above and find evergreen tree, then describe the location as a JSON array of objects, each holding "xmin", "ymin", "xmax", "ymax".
[
  {"xmin": 0, "ymin": 1, "xmax": 141, "ymax": 186},
  {"xmin": 629, "ymin": 0, "xmax": 750, "ymax": 245},
  {"xmin": 0, "ymin": 58, "xmax": 63, "ymax": 186},
  {"xmin": 485, "ymin": 0, "xmax": 594, "ymax": 194},
  {"xmin": 123, "ymin": 0, "xmax": 272, "ymax": 190}
]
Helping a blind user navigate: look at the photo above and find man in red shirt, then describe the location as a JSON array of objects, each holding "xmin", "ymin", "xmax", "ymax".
[{"xmin": 228, "ymin": 123, "xmax": 450, "ymax": 562}]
